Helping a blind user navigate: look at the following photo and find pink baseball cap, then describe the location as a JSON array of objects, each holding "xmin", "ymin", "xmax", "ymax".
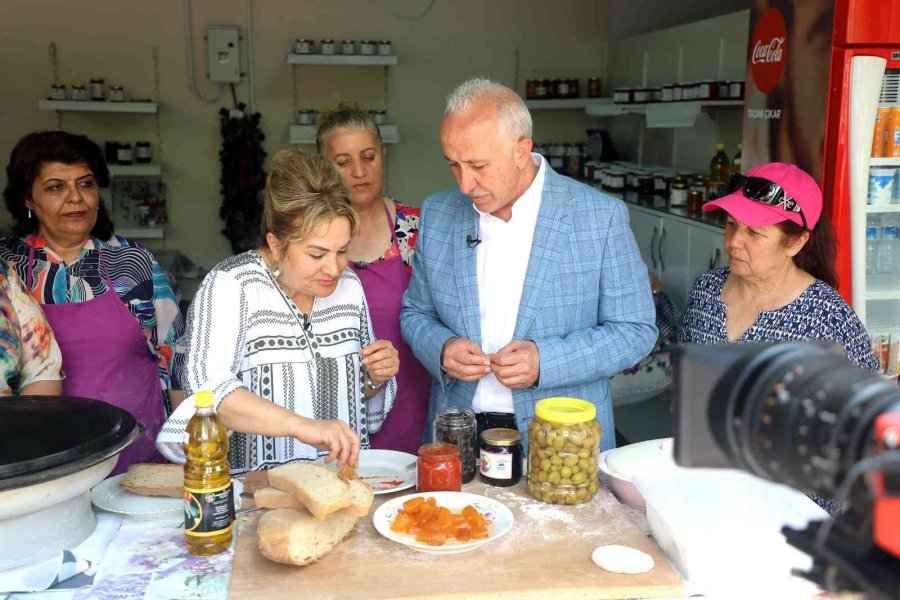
[{"xmin": 703, "ymin": 162, "xmax": 822, "ymax": 230}]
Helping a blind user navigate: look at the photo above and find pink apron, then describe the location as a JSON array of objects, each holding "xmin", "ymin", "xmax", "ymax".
[
  {"xmin": 351, "ymin": 203, "xmax": 432, "ymax": 454},
  {"xmin": 28, "ymin": 238, "xmax": 166, "ymax": 475}
]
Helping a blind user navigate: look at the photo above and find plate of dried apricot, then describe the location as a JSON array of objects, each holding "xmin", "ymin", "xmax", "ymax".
[{"xmin": 372, "ymin": 491, "xmax": 514, "ymax": 554}]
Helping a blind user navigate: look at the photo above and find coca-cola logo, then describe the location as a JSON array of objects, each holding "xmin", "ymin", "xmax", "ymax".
[{"xmin": 750, "ymin": 8, "xmax": 788, "ymax": 93}]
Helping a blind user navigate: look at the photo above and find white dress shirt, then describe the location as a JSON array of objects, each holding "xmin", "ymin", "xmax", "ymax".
[{"xmin": 472, "ymin": 153, "xmax": 546, "ymax": 414}]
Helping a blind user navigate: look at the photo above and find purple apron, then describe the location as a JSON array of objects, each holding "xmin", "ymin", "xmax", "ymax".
[
  {"xmin": 351, "ymin": 203, "xmax": 431, "ymax": 454},
  {"xmin": 28, "ymin": 238, "xmax": 166, "ymax": 475}
]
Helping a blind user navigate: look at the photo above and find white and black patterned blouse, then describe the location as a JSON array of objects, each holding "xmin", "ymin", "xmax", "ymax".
[
  {"xmin": 157, "ymin": 251, "xmax": 395, "ymax": 474},
  {"xmin": 677, "ymin": 267, "xmax": 879, "ymax": 371}
]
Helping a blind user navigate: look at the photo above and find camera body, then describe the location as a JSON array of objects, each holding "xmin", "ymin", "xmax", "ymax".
[{"xmin": 671, "ymin": 341, "xmax": 900, "ymax": 598}]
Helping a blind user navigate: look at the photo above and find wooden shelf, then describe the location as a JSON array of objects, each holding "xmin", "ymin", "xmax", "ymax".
[
  {"xmin": 108, "ymin": 164, "xmax": 162, "ymax": 177},
  {"xmin": 286, "ymin": 54, "xmax": 397, "ymax": 66},
  {"xmin": 117, "ymin": 226, "xmax": 165, "ymax": 239},
  {"xmin": 289, "ymin": 124, "xmax": 399, "ymax": 145},
  {"xmin": 38, "ymin": 100, "xmax": 158, "ymax": 114}
]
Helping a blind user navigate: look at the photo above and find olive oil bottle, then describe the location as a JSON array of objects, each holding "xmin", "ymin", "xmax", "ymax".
[{"xmin": 183, "ymin": 390, "xmax": 234, "ymax": 556}]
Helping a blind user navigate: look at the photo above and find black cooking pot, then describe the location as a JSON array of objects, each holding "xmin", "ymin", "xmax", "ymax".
[{"xmin": 0, "ymin": 395, "xmax": 140, "ymax": 491}]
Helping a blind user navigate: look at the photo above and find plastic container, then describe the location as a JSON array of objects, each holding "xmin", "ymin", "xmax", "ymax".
[
  {"xmin": 526, "ymin": 397, "xmax": 600, "ymax": 505},
  {"xmin": 597, "ymin": 438, "xmax": 675, "ymax": 509},
  {"xmin": 183, "ymin": 390, "xmax": 234, "ymax": 556}
]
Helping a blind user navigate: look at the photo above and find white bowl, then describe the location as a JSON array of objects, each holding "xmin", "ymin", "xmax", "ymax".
[{"xmin": 598, "ymin": 438, "xmax": 675, "ymax": 510}]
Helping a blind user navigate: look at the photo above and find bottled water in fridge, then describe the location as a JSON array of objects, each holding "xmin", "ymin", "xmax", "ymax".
[
  {"xmin": 867, "ymin": 217, "xmax": 881, "ymax": 275},
  {"xmin": 880, "ymin": 215, "xmax": 899, "ymax": 274}
]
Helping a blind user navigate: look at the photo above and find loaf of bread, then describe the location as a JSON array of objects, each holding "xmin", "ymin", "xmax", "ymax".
[
  {"xmin": 254, "ymin": 486, "xmax": 302, "ymax": 509},
  {"xmin": 257, "ymin": 508, "xmax": 358, "ymax": 566},
  {"xmin": 267, "ymin": 463, "xmax": 351, "ymax": 519},
  {"xmin": 255, "ymin": 477, "xmax": 373, "ymax": 516},
  {"xmin": 119, "ymin": 463, "xmax": 183, "ymax": 498}
]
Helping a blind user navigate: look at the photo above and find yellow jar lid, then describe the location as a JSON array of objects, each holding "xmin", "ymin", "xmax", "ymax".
[{"xmin": 534, "ymin": 397, "xmax": 596, "ymax": 424}]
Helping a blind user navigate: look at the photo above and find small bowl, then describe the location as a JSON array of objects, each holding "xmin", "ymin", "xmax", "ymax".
[{"xmin": 598, "ymin": 438, "xmax": 675, "ymax": 510}]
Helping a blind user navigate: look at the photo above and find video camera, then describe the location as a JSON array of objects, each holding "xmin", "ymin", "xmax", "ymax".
[{"xmin": 672, "ymin": 342, "xmax": 900, "ymax": 599}]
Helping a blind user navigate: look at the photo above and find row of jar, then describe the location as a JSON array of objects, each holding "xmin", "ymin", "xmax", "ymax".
[
  {"xmin": 525, "ymin": 78, "xmax": 603, "ymax": 100},
  {"xmin": 296, "ymin": 109, "xmax": 387, "ymax": 126},
  {"xmin": 587, "ymin": 163, "xmax": 719, "ymax": 210},
  {"xmin": 48, "ymin": 81, "xmax": 127, "ymax": 102},
  {"xmin": 292, "ymin": 39, "xmax": 392, "ymax": 56},
  {"xmin": 104, "ymin": 141, "xmax": 153, "ymax": 166},
  {"xmin": 612, "ymin": 80, "xmax": 745, "ymax": 104},
  {"xmin": 534, "ymin": 142, "xmax": 586, "ymax": 179}
]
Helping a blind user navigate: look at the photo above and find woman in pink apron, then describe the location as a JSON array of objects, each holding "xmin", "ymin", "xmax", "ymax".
[
  {"xmin": 318, "ymin": 103, "xmax": 432, "ymax": 454},
  {"xmin": 1, "ymin": 131, "xmax": 185, "ymax": 474}
]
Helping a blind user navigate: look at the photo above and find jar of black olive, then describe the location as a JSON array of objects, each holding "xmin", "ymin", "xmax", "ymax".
[
  {"xmin": 479, "ymin": 428, "xmax": 523, "ymax": 487},
  {"xmin": 433, "ymin": 408, "xmax": 478, "ymax": 483}
]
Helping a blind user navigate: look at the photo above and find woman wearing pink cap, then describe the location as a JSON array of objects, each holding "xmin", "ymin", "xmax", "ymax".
[
  {"xmin": 677, "ymin": 162, "xmax": 877, "ymax": 372},
  {"xmin": 677, "ymin": 163, "xmax": 877, "ymax": 513}
]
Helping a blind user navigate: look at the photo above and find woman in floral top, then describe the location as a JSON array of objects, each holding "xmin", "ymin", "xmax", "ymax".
[
  {"xmin": 317, "ymin": 103, "xmax": 430, "ymax": 454},
  {"xmin": 1, "ymin": 131, "xmax": 184, "ymax": 473},
  {"xmin": 0, "ymin": 259, "xmax": 63, "ymax": 395}
]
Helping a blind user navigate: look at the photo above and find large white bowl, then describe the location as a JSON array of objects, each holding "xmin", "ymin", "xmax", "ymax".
[
  {"xmin": 0, "ymin": 455, "xmax": 116, "ymax": 570},
  {"xmin": 598, "ymin": 438, "xmax": 675, "ymax": 510}
]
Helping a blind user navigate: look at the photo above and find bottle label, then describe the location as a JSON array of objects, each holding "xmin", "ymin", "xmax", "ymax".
[
  {"xmin": 480, "ymin": 449, "xmax": 512, "ymax": 480},
  {"xmin": 184, "ymin": 480, "xmax": 235, "ymax": 537}
]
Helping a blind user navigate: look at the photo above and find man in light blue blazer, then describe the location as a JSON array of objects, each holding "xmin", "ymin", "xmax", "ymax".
[{"xmin": 400, "ymin": 78, "xmax": 656, "ymax": 453}]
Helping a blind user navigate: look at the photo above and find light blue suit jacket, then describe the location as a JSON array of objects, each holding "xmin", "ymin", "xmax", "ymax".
[{"xmin": 400, "ymin": 167, "xmax": 657, "ymax": 452}]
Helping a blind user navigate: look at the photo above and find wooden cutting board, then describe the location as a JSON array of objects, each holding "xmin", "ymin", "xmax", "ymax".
[{"xmin": 228, "ymin": 480, "xmax": 683, "ymax": 600}]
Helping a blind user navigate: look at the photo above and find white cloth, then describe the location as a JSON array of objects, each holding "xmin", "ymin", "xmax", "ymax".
[
  {"xmin": 472, "ymin": 153, "xmax": 545, "ymax": 414},
  {"xmin": 156, "ymin": 251, "xmax": 395, "ymax": 474}
]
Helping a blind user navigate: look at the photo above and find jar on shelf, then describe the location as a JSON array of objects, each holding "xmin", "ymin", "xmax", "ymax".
[
  {"xmin": 108, "ymin": 85, "xmax": 125, "ymax": 102},
  {"xmin": 661, "ymin": 84, "xmax": 675, "ymax": 102},
  {"xmin": 688, "ymin": 190, "xmax": 704, "ymax": 213},
  {"xmin": 89, "ymin": 79, "xmax": 106, "ymax": 101},
  {"xmin": 294, "ymin": 39, "xmax": 313, "ymax": 54},
  {"xmin": 359, "ymin": 40, "xmax": 376, "ymax": 55},
  {"xmin": 417, "ymin": 443, "xmax": 462, "ymax": 493},
  {"xmin": 480, "ymin": 428, "xmax": 523, "ymax": 487},
  {"xmin": 632, "ymin": 88, "xmax": 651, "ymax": 104},
  {"xmin": 607, "ymin": 169, "xmax": 625, "ymax": 191},
  {"xmin": 718, "ymin": 81, "xmax": 731, "ymax": 100},
  {"xmin": 588, "ymin": 77, "xmax": 602, "ymax": 98},
  {"xmin": 696, "ymin": 80, "xmax": 717, "ymax": 101},
  {"xmin": 682, "ymin": 83, "xmax": 696, "ymax": 102},
  {"xmin": 554, "ymin": 78, "xmax": 570, "ymax": 99},
  {"xmin": 320, "ymin": 39, "xmax": 336, "ymax": 55},
  {"xmin": 116, "ymin": 143, "xmax": 133, "ymax": 166},
  {"xmin": 341, "ymin": 40, "xmax": 355, "ymax": 55},
  {"xmin": 729, "ymin": 80, "xmax": 745, "ymax": 99},
  {"xmin": 568, "ymin": 78, "xmax": 580, "ymax": 99},
  {"xmin": 564, "ymin": 144, "xmax": 584, "ymax": 179},
  {"xmin": 433, "ymin": 408, "xmax": 477, "ymax": 484},
  {"xmin": 135, "ymin": 141, "xmax": 152, "ymax": 164},
  {"xmin": 70, "ymin": 85, "xmax": 87, "ymax": 101},
  {"xmin": 534, "ymin": 79, "xmax": 550, "ymax": 99},
  {"xmin": 378, "ymin": 40, "xmax": 392, "ymax": 56},
  {"xmin": 613, "ymin": 88, "xmax": 632, "ymax": 104},
  {"xmin": 49, "ymin": 84, "xmax": 67, "ymax": 101},
  {"xmin": 650, "ymin": 87, "xmax": 663, "ymax": 103},
  {"xmin": 526, "ymin": 398, "xmax": 601, "ymax": 505},
  {"xmin": 653, "ymin": 171, "xmax": 671, "ymax": 195},
  {"xmin": 525, "ymin": 79, "xmax": 537, "ymax": 100},
  {"xmin": 670, "ymin": 176, "xmax": 689, "ymax": 207},
  {"xmin": 689, "ymin": 175, "xmax": 708, "ymax": 203},
  {"xmin": 297, "ymin": 110, "xmax": 316, "ymax": 125},
  {"xmin": 637, "ymin": 174, "xmax": 655, "ymax": 195},
  {"xmin": 672, "ymin": 83, "xmax": 684, "ymax": 102}
]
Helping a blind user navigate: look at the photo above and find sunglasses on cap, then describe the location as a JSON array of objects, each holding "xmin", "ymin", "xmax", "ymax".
[{"xmin": 727, "ymin": 173, "xmax": 808, "ymax": 230}]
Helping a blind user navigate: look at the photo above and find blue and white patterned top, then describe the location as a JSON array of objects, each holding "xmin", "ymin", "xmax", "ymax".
[{"xmin": 677, "ymin": 267, "xmax": 878, "ymax": 372}]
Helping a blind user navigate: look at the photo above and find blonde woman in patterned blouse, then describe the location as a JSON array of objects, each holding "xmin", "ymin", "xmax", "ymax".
[
  {"xmin": 159, "ymin": 150, "xmax": 399, "ymax": 471},
  {"xmin": 0, "ymin": 259, "xmax": 62, "ymax": 396}
]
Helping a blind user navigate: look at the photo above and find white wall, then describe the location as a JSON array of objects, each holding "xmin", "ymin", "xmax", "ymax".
[
  {"xmin": 0, "ymin": 0, "xmax": 612, "ymax": 269},
  {"xmin": 612, "ymin": 0, "xmax": 749, "ymax": 37}
]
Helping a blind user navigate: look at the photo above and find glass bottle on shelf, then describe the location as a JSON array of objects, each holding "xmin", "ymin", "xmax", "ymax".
[
  {"xmin": 731, "ymin": 143, "xmax": 743, "ymax": 176},
  {"xmin": 708, "ymin": 143, "xmax": 731, "ymax": 200}
]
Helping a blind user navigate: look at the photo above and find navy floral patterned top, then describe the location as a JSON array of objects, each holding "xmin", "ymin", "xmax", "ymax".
[{"xmin": 677, "ymin": 267, "xmax": 878, "ymax": 371}]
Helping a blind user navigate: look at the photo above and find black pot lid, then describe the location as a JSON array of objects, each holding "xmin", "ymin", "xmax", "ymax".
[{"xmin": 0, "ymin": 395, "xmax": 140, "ymax": 491}]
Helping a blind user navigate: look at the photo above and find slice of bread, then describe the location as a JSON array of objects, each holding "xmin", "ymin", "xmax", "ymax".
[
  {"xmin": 257, "ymin": 508, "xmax": 358, "ymax": 565},
  {"xmin": 254, "ymin": 487, "xmax": 303, "ymax": 510},
  {"xmin": 267, "ymin": 463, "xmax": 351, "ymax": 519},
  {"xmin": 346, "ymin": 479, "xmax": 374, "ymax": 517},
  {"xmin": 119, "ymin": 463, "xmax": 183, "ymax": 498}
]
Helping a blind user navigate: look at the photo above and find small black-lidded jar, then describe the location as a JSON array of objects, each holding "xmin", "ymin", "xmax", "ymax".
[{"xmin": 479, "ymin": 428, "xmax": 523, "ymax": 487}]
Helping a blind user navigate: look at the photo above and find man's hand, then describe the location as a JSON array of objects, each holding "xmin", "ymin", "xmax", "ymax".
[
  {"xmin": 490, "ymin": 340, "xmax": 540, "ymax": 389},
  {"xmin": 442, "ymin": 337, "xmax": 491, "ymax": 381}
]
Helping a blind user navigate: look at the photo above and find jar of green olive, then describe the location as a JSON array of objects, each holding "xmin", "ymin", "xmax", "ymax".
[{"xmin": 526, "ymin": 397, "xmax": 601, "ymax": 505}]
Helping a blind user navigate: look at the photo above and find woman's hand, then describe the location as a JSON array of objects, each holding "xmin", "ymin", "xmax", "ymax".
[
  {"xmin": 292, "ymin": 417, "xmax": 360, "ymax": 467},
  {"xmin": 361, "ymin": 340, "xmax": 399, "ymax": 386}
]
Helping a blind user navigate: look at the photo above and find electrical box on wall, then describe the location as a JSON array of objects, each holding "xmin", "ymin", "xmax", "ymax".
[{"xmin": 206, "ymin": 25, "xmax": 241, "ymax": 83}]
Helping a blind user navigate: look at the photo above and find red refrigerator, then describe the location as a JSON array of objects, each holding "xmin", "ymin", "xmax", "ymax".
[{"xmin": 825, "ymin": 0, "xmax": 900, "ymax": 373}]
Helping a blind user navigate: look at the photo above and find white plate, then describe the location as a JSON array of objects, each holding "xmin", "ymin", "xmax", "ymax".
[
  {"xmin": 315, "ymin": 449, "xmax": 416, "ymax": 495},
  {"xmin": 91, "ymin": 474, "xmax": 243, "ymax": 517},
  {"xmin": 372, "ymin": 491, "xmax": 514, "ymax": 555}
]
